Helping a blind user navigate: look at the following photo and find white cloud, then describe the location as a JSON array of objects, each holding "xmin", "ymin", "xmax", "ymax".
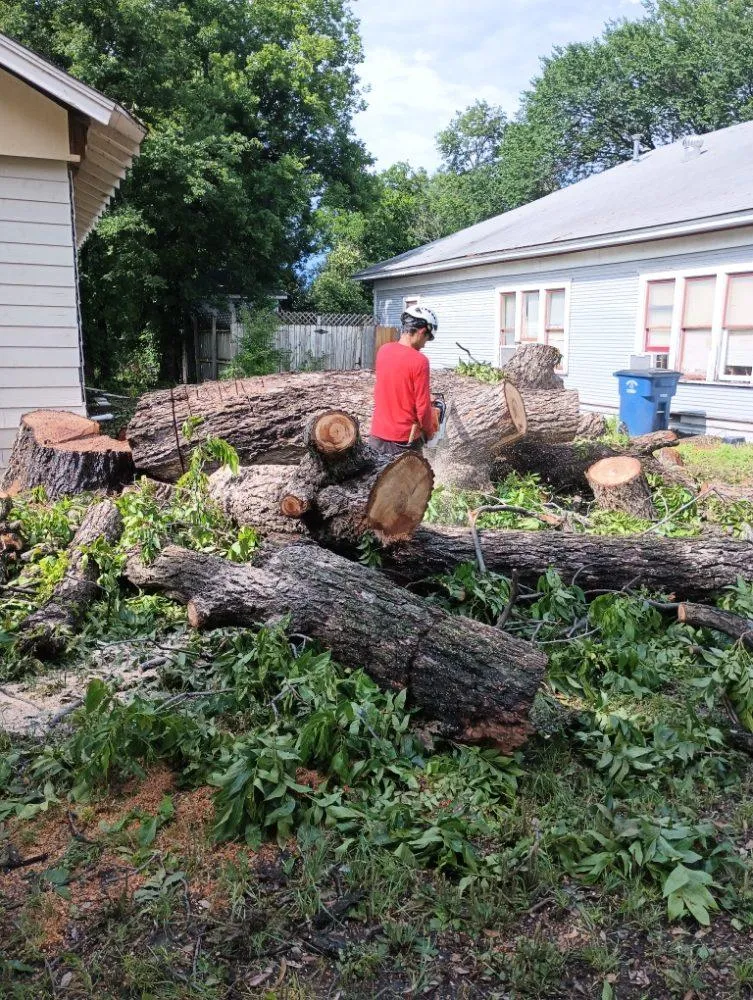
[{"xmin": 351, "ymin": 0, "xmax": 644, "ymax": 171}]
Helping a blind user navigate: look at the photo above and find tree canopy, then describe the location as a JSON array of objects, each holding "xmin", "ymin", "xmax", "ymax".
[{"xmin": 0, "ymin": 0, "xmax": 369, "ymax": 389}]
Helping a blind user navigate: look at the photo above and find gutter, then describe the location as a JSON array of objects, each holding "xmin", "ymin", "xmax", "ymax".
[{"xmin": 354, "ymin": 211, "xmax": 753, "ymax": 282}]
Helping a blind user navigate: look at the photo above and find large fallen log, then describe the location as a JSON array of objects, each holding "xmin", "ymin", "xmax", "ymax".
[
  {"xmin": 1, "ymin": 411, "xmax": 133, "ymax": 499},
  {"xmin": 381, "ymin": 525, "xmax": 753, "ymax": 601},
  {"xmin": 125, "ymin": 543, "xmax": 547, "ymax": 749},
  {"xmin": 14, "ymin": 499, "xmax": 123, "ymax": 659}
]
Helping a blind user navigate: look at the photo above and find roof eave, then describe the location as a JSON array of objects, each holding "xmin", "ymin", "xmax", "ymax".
[{"xmin": 355, "ymin": 210, "xmax": 753, "ymax": 283}]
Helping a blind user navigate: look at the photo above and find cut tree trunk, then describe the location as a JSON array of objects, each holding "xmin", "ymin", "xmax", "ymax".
[
  {"xmin": 425, "ymin": 374, "xmax": 527, "ymax": 489},
  {"xmin": 514, "ymin": 388, "xmax": 582, "ymax": 443},
  {"xmin": 15, "ymin": 500, "xmax": 123, "ymax": 659},
  {"xmin": 677, "ymin": 603, "xmax": 753, "ymax": 650},
  {"xmin": 501, "ymin": 343, "xmax": 565, "ymax": 390},
  {"xmin": 210, "ymin": 448, "xmax": 435, "ymax": 545},
  {"xmin": 381, "ymin": 525, "xmax": 753, "ymax": 601},
  {"xmin": 128, "ymin": 371, "xmax": 531, "ymax": 490},
  {"xmin": 125, "ymin": 543, "xmax": 547, "ymax": 749},
  {"xmin": 1, "ymin": 411, "xmax": 134, "ymax": 499},
  {"xmin": 576, "ymin": 411, "xmax": 608, "ymax": 439},
  {"xmin": 585, "ymin": 456, "xmax": 656, "ymax": 519}
]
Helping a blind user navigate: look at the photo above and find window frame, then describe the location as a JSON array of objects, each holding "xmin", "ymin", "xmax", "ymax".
[
  {"xmin": 495, "ymin": 281, "xmax": 571, "ymax": 373},
  {"xmin": 719, "ymin": 272, "xmax": 753, "ymax": 385},
  {"xmin": 635, "ymin": 264, "xmax": 753, "ymax": 385}
]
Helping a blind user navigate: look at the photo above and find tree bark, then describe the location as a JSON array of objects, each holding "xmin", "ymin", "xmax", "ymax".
[
  {"xmin": 501, "ymin": 344, "xmax": 565, "ymax": 390},
  {"xmin": 677, "ymin": 603, "xmax": 753, "ymax": 650},
  {"xmin": 125, "ymin": 543, "xmax": 546, "ymax": 749},
  {"xmin": 15, "ymin": 500, "xmax": 123, "ymax": 659},
  {"xmin": 128, "ymin": 371, "xmax": 531, "ymax": 489},
  {"xmin": 381, "ymin": 525, "xmax": 753, "ymax": 601},
  {"xmin": 1, "ymin": 411, "xmax": 134, "ymax": 499},
  {"xmin": 576, "ymin": 411, "xmax": 608, "ymax": 439},
  {"xmin": 585, "ymin": 456, "xmax": 656, "ymax": 519},
  {"xmin": 210, "ymin": 450, "xmax": 435, "ymax": 545},
  {"xmin": 515, "ymin": 388, "xmax": 582, "ymax": 443}
]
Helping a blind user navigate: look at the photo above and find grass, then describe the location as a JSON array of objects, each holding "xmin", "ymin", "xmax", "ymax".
[
  {"xmin": 2, "ymin": 457, "xmax": 753, "ymax": 998},
  {"xmin": 677, "ymin": 439, "xmax": 753, "ymax": 486}
]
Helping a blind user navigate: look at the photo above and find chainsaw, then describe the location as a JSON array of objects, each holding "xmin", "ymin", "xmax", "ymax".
[{"xmin": 426, "ymin": 393, "xmax": 449, "ymax": 450}]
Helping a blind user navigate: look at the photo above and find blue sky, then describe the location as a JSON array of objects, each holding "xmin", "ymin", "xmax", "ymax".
[{"xmin": 351, "ymin": 0, "xmax": 644, "ymax": 172}]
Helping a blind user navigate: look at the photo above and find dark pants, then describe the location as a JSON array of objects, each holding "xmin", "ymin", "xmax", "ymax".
[{"xmin": 368, "ymin": 435, "xmax": 424, "ymax": 458}]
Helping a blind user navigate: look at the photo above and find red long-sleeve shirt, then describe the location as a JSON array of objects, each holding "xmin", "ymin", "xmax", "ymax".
[{"xmin": 370, "ymin": 341, "xmax": 434, "ymax": 442}]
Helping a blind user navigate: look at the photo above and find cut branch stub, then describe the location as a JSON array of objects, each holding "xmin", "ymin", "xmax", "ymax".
[
  {"xmin": 365, "ymin": 452, "xmax": 435, "ymax": 541},
  {"xmin": 585, "ymin": 455, "xmax": 656, "ymax": 520},
  {"xmin": 306, "ymin": 410, "xmax": 359, "ymax": 456},
  {"xmin": 1, "ymin": 410, "xmax": 134, "ymax": 499}
]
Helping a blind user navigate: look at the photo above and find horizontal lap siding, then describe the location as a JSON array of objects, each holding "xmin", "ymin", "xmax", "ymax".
[
  {"xmin": 0, "ymin": 157, "xmax": 85, "ymax": 469},
  {"xmin": 373, "ymin": 237, "xmax": 753, "ymax": 436}
]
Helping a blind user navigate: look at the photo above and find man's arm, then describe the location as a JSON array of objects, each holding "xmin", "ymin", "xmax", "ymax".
[{"xmin": 414, "ymin": 357, "xmax": 434, "ymax": 440}]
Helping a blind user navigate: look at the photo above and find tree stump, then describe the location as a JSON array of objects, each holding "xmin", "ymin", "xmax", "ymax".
[
  {"xmin": 585, "ymin": 456, "xmax": 656, "ymax": 519},
  {"xmin": 1, "ymin": 411, "xmax": 134, "ymax": 499}
]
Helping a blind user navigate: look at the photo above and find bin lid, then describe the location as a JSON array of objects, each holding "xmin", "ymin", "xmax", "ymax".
[{"xmin": 614, "ymin": 369, "xmax": 682, "ymax": 379}]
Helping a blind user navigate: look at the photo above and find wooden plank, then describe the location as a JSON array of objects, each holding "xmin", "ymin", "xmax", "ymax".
[
  {"xmin": 0, "ymin": 366, "xmax": 83, "ymax": 389},
  {"xmin": 0, "ymin": 387, "xmax": 84, "ymax": 407},
  {"xmin": 0, "ymin": 242, "xmax": 73, "ymax": 265},
  {"xmin": 0, "ymin": 346, "xmax": 81, "ymax": 368},
  {"xmin": 0, "ymin": 261, "xmax": 75, "ymax": 286},
  {"xmin": 375, "ymin": 325, "xmax": 397, "ymax": 352},
  {"xmin": 0, "ymin": 198, "xmax": 71, "ymax": 225},
  {"xmin": 0, "ymin": 221, "xmax": 73, "ymax": 247},
  {"xmin": 0, "ymin": 284, "xmax": 76, "ymax": 307},
  {"xmin": 0, "ymin": 327, "xmax": 80, "ymax": 349},
  {"xmin": 0, "ymin": 176, "xmax": 71, "ymax": 204},
  {"xmin": 0, "ymin": 305, "xmax": 78, "ymax": 327}
]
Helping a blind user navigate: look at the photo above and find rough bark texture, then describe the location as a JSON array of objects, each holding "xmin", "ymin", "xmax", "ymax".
[
  {"xmin": 382, "ymin": 525, "xmax": 753, "ymax": 600},
  {"xmin": 15, "ymin": 500, "xmax": 123, "ymax": 659},
  {"xmin": 576, "ymin": 411, "xmax": 608, "ymax": 439},
  {"xmin": 586, "ymin": 457, "xmax": 656, "ymax": 520},
  {"xmin": 125, "ymin": 543, "xmax": 546, "ymax": 748},
  {"xmin": 501, "ymin": 344, "xmax": 565, "ymax": 390},
  {"xmin": 210, "ymin": 450, "xmax": 435, "ymax": 545},
  {"xmin": 427, "ymin": 374, "xmax": 526, "ymax": 489},
  {"xmin": 677, "ymin": 603, "xmax": 753, "ymax": 650},
  {"xmin": 514, "ymin": 388, "xmax": 582, "ymax": 443},
  {"xmin": 128, "ymin": 371, "xmax": 532, "ymax": 489},
  {"xmin": 2, "ymin": 411, "xmax": 134, "ymax": 499}
]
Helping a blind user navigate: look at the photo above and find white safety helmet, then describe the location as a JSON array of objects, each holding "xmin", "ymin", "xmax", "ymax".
[{"xmin": 401, "ymin": 304, "xmax": 438, "ymax": 340}]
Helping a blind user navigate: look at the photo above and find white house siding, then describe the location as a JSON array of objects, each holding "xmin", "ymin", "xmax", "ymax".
[
  {"xmin": 372, "ymin": 229, "xmax": 753, "ymax": 438},
  {"xmin": 0, "ymin": 156, "xmax": 84, "ymax": 468}
]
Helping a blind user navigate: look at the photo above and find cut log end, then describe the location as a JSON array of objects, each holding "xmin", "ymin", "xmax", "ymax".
[
  {"xmin": 365, "ymin": 452, "xmax": 435, "ymax": 542},
  {"xmin": 1, "ymin": 409, "xmax": 135, "ymax": 499},
  {"xmin": 308, "ymin": 410, "xmax": 359, "ymax": 455},
  {"xmin": 503, "ymin": 381, "xmax": 528, "ymax": 437},
  {"xmin": 280, "ymin": 494, "xmax": 310, "ymax": 518},
  {"xmin": 587, "ymin": 455, "xmax": 643, "ymax": 487}
]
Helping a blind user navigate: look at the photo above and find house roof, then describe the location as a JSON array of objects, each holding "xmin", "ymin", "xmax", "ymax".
[
  {"xmin": 355, "ymin": 120, "xmax": 753, "ymax": 282},
  {"xmin": 0, "ymin": 32, "xmax": 146, "ymax": 245}
]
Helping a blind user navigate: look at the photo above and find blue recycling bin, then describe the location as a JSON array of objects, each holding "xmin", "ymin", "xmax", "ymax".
[{"xmin": 613, "ymin": 369, "xmax": 682, "ymax": 436}]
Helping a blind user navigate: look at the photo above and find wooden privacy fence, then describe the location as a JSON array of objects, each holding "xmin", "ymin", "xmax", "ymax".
[{"xmin": 193, "ymin": 307, "xmax": 386, "ymax": 381}]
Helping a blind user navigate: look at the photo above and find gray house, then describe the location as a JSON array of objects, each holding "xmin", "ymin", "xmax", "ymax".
[
  {"xmin": 357, "ymin": 122, "xmax": 753, "ymax": 439},
  {"xmin": 0, "ymin": 32, "xmax": 145, "ymax": 468}
]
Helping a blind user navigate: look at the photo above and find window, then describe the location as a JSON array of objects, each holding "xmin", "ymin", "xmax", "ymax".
[
  {"xmin": 497, "ymin": 284, "xmax": 570, "ymax": 370},
  {"xmin": 679, "ymin": 276, "xmax": 715, "ymax": 380},
  {"xmin": 722, "ymin": 273, "xmax": 753, "ymax": 381},
  {"xmin": 638, "ymin": 265, "xmax": 753, "ymax": 384},
  {"xmin": 500, "ymin": 292, "xmax": 516, "ymax": 347},
  {"xmin": 521, "ymin": 291, "xmax": 540, "ymax": 342},
  {"xmin": 403, "ymin": 297, "xmax": 419, "ymax": 312},
  {"xmin": 545, "ymin": 289, "xmax": 566, "ymax": 355},
  {"xmin": 644, "ymin": 279, "xmax": 675, "ymax": 352}
]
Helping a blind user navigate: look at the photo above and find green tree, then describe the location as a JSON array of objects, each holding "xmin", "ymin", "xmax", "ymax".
[
  {"xmin": 436, "ymin": 100, "xmax": 508, "ymax": 173},
  {"xmin": 0, "ymin": 0, "xmax": 368, "ymax": 388}
]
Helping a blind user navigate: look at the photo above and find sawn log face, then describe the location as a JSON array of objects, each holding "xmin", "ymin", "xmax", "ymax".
[{"xmin": 125, "ymin": 543, "xmax": 546, "ymax": 749}]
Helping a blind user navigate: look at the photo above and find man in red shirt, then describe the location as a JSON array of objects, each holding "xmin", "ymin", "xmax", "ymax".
[{"xmin": 369, "ymin": 305, "xmax": 438, "ymax": 456}]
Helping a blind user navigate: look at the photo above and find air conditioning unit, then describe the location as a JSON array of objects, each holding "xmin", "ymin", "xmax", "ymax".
[{"xmin": 629, "ymin": 353, "xmax": 668, "ymax": 371}]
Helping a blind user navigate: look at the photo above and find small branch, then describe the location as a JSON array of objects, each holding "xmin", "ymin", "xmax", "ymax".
[
  {"xmin": 1, "ymin": 851, "xmax": 49, "ymax": 872},
  {"xmin": 637, "ymin": 487, "xmax": 713, "ymax": 537},
  {"xmin": 496, "ymin": 569, "xmax": 520, "ymax": 630}
]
